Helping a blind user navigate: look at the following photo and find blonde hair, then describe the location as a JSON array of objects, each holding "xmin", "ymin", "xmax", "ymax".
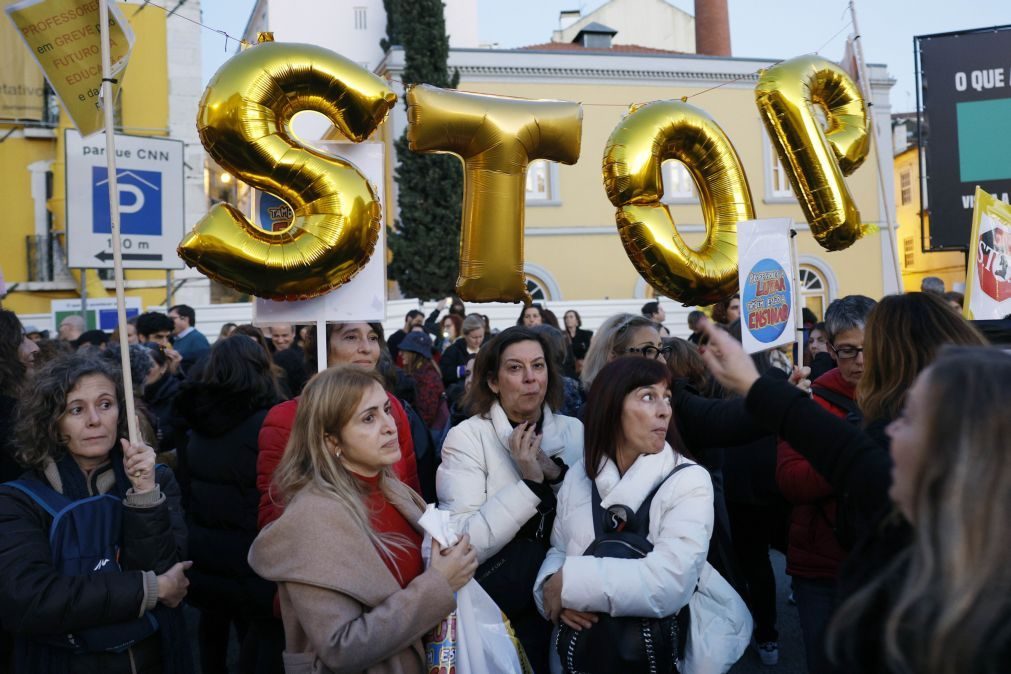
[
  {"xmin": 830, "ymin": 347, "xmax": 1011, "ymax": 673},
  {"xmin": 580, "ymin": 313, "xmax": 658, "ymax": 389},
  {"xmin": 272, "ymin": 366, "xmax": 413, "ymax": 572}
]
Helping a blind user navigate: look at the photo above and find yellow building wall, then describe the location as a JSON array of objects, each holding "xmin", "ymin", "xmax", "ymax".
[
  {"xmin": 893, "ymin": 147, "xmax": 965, "ymax": 292},
  {"xmin": 453, "ymin": 79, "xmax": 888, "ymax": 304},
  {"xmin": 1, "ymin": 3, "xmax": 173, "ymax": 315}
]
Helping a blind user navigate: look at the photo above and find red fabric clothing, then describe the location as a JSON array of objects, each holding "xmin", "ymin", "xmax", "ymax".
[
  {"xmin": 409, "ymin": 364, "xmax": 446, "ymax": 428},
  {"xmin": 353, "ymin": 472, "xmax": 425, "ymax": 588},
  {"xmin": 256, "ymin": 392, "xmax": 421, "ymax": 530},
  {"xmin": 776, "ymin": 368, "xmax": 853, "ymax": 579}
]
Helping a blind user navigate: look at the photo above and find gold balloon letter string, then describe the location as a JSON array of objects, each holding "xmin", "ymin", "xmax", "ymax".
[
  {"xmin": 755, "ymin": 55, "xmax": 870, "ymax": 251},
  {"xmin": 178, "ymin": 40, "xmax": 397, "ymax": 300},
  {"xmin": 406, "ymin": 85, "xmax": 582, "ymax": 303},
  {"xmin": 603, "ymin": 100, "xmax": 755, "ymax": 306}
]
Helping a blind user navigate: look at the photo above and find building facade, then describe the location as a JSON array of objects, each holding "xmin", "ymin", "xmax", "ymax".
[
  {"xmin": 892, "ymin": 115, "xmax": 967, "ymax": 293},
  {"xmin": 377, "ymin": 42, "xmax": 899, "ymax": 314},
  {"xmin": 0, "ymin": 1, "xmax": 207, "ymax": 315}
]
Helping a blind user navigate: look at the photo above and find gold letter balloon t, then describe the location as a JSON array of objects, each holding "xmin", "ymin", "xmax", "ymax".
[
  {"xmin": 178, "ymin": 40, "xmax": 396, "ymax": 300},
  {"xmin": 406, "ymin": 85, "xmax": 582, "ymax": 303}
]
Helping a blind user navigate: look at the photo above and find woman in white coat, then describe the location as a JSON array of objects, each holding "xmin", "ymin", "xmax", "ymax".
[
  {"xmin": 537, "ymin": 356, "xmax": 714, "ymax": 673},
  {"xmin": 437, "ymin": 326, "xmax": 584, "ymax": 673}
]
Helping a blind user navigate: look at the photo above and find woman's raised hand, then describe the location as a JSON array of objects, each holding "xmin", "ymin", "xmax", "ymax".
[
  {"xmin": 431, "ymin": 534, "xmax": 478, "ymax": 592},
  {"xmin": 698, "ymin": 318, "xmax": 761, "ymax": 396},
  {"xmin": 508, "ymin": 422, "xmax": 545, "ymax": 483},
  {"xmin": 121, "ymin": 438, "xmax": 156, "ymax": 493}
]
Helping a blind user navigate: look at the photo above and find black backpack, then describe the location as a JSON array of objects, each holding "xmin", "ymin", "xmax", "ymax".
[
  {"xmin": 555, "ymin": 464, "xmax": 696, "ymax": 674},
  {"xmin": 4, "ymin": 478, "xmax": 160, "ymax": 653}
]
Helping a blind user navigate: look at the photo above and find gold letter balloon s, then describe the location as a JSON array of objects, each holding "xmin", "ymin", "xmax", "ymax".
[
  {"xmin": 178, "ymin": 40, "xmax": 396, "ymax": 300},
  {"xmin": 406, "ymin": 85, "xmax": 582, "ymax": 303},
  {"xmin": 755, "ymin": 55, "xmax": 870, "ymax": 251},
  {"xmin": 604, "ymin": 100, "xmax": 755, "ymax": 306}
]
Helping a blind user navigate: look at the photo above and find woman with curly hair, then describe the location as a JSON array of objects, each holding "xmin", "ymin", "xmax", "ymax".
[
  {"xmin": 0, "ymin": 310, "xmax": 39, "ymax": 483},
  {"xmin": 0, "ymin": 352, "xmax": 191, "ymax": 674}
]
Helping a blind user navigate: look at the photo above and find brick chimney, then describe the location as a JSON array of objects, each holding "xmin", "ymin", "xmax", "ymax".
[{"xmin": 694, "ymin": 0, "xmax": 731, "ymax": 56}]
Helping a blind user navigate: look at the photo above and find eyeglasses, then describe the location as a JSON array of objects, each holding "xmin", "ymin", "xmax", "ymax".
[
  {"xmin": 830, "ymin": 344, "xmax": 864, "ymax": 360},
  {"xmin": 625, "ymin": 345, "xmax": 673, "ymax": 360}
]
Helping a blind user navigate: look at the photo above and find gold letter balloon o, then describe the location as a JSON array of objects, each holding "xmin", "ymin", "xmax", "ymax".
[
  {"xmin": 755, "ymin": 55, "xmax": 870, "ymax": 251},
  {"xmin": 178, "ymin": 40, "xmax": 396, "ymax": 300},
  {"xmin": 603, "ymin": 100, "xmax": 755, "ymax": 306}
]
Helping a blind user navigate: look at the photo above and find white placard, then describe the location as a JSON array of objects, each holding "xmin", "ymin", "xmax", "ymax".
[
  {"xmin": 65, "ymin": 129, "xmax": 185, "ymax": 269},
  {"xmin": 252, "ymin": 142, "xmax": 386, "ymax": 326},
  {"xmin": 737, "ymin": 218, "xmax": 797, "ymax": 354}
]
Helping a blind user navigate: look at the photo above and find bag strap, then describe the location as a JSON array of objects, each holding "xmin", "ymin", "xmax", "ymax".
[
  {"xmin": 630, "ymin": 462, "xmax": 697, "ymax": 532},
  {"xmin": 4, "ymin": 479, "xmax": 70, "ymax": 519},
  {"xmin": 811, "ymin": 385, "xmax": 862, "ymax": 421},
  {"xmin": 590, "ymin": 461, "xmax": 698, "ymax": 537}
]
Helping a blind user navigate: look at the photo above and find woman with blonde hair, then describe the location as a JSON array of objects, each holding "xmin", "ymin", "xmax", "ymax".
[
  {"xmin": 249, "ymin": 366, "xmax": 477, "ymax": 674},
  {"xmin": 700, "ymin": 316, "xmax": 1011, "ymax": 673}
]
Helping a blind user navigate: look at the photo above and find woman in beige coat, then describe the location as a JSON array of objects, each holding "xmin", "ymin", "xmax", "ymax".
[{"xmin": 249, "ymin": 367, "xmax": 477, "ymax": 674}]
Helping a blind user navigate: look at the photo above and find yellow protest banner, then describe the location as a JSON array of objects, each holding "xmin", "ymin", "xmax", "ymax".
[
  {"xmin": 0, "ymin": 15, "xmax": 46, "ymax": 120},
  {"xmin": 5, "ymin": 0, "xmax": 134, "ymax": 136},
  {"xmin": 963, "ymin": 187, "xmax": 1011, "ymax": 320}
]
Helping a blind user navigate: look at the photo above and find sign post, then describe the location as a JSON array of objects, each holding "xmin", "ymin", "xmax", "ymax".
[
  {"xmin": 65, "ymin": 129, "xmax": 185, "ymax": 270},
  {"xmin": 738, "ymin": 218, "xmax": 797, "ymax": 355}
]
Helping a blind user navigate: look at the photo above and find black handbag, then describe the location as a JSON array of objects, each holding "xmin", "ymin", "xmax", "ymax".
[{"xmin": 555, "ymin": 464, "xmax": 695, "ymax": 674}]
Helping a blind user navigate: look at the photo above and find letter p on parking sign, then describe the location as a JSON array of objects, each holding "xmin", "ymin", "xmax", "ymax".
[{"xmin": 92, "ymin": 167, "xmax": 162, "ymax": 235}]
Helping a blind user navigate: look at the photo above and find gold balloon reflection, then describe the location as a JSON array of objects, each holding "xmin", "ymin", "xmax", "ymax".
[
  {"xmin": 179, "ymin": 40, "xmax": 396, "ymax": 300},
  {"xmin": 406, "ymin": 84, "xmax": 582, "ymax": 303},
  {"xmin": 755, "ymin": 55, "xmax": 869, "ymax": 251}
]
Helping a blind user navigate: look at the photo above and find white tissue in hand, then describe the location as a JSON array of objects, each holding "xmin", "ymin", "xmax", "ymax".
[{"xmin": 418, "ymin": 504, "xmax": 460, "ymax": 548}]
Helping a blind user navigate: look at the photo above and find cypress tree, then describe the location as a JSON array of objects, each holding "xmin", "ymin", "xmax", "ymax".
[{"xmin": 383, "ymin": 0, "xmax": 462, "ymax": 299}]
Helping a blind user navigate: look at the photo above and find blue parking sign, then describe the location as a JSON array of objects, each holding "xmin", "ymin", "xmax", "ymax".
[{"xmin": 93, "ymin": 167, "xmax": 162, "ymax": 235}]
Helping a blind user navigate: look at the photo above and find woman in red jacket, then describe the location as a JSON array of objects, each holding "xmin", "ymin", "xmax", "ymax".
[{"xmin": 256, "ymin": 323, "xmax": 421, "ymax": 531}]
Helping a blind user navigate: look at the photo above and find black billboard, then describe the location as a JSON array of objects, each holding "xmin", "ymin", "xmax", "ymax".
[{"xmin": 915, "ymin": 26, "xmax": 1011, "ymax": 250}]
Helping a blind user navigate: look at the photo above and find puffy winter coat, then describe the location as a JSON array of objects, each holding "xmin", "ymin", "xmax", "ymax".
[
  {"xmin": 174, "ymin": 383, "xmax": 279, "ymax": 617},
  {"xmin": 0, "ymin": 456, "xmax": 187, "ymax": 674},
  {"xmin": 533, "ymin": 445, "xmax": 713, "ymax": 620},
  {"xmin": 436, "ymin": 403, "xmax": 583, "ymax": 563},
  {"xmin": 143, "ymin": 373, "xmax": 183, "ymax": 454},
  {"xmin": 776, "ymin": 368, "xmax": 853, "ymax": 579},
  {"xmin": 257, "ymin": 393, "xmax": 421, "ymax": 529}
]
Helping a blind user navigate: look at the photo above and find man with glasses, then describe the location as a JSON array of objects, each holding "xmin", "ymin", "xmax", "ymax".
[{"xmin": 775, "ymin": 294, "xmax": 876, "ymax": 673}]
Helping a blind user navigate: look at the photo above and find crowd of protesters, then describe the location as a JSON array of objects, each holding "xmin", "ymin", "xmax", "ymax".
[{"xmin": 0, "ymin": 287, "xmax": 1008, "ymax": 674}]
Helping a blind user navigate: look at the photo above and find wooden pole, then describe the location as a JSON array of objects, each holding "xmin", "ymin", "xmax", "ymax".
[
  {"xmin": 848, "ymin": 0, "xmax": 904, "ymax": 292},
  {"xmin": 98, "ymin": 0, "xmax": 139, "ymax": 444}
]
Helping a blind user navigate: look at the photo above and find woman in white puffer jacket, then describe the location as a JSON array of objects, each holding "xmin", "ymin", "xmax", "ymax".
[
  {"xmin": 437, "ymin": 326, "xmax": 583, "ymax": 672},
  {"xmin": 536, "ymin": 356, "xmax": 714, "ymax": 672}
]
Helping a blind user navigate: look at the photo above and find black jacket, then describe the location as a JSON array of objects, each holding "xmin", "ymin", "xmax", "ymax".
[
  {"xmin": 174, "ymin": 384, "xmax": 278, "ymax": 617},
  {"xmin": 143, "ymin": 373, "xmax": 184, "ymax": 454},
  {"xmin": 744, "ymin": 376, "xmax": 915, "ymax": 671},
  {"xmin": 439, "ymin": 338, "xmax": 472, "ymax": 388},
  {"xmin": 566, "ymin": 328, "xmax": 593, "ymax": 360},
  {"xmin": 0, "ymin": 395, "xmax": 20, "ymax": 484},
  {"xmin": 0, "ymin": 459, "xmax": 187, "ymax": 674}
]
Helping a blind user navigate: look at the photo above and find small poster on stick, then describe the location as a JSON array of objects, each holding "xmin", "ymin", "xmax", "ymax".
[
  {"xmin": 964, "ymin": 187, "xmax": 1011, "ymax": 320},
  {"xmin": 738, "ymin": 218, "xmax": 796, "ymax": 354}
]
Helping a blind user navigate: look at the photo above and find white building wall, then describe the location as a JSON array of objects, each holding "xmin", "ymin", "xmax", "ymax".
[
  {"xmin": 551, "ymin": 0, "xmax": 695, "ymax": 52},
  {"xmin": 240, "ymin": 0, "xmax": 479, "ymax": 141},
  {"xmin": 168, "ymin": 0, "xmax": 211, "ymax": 306}
]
